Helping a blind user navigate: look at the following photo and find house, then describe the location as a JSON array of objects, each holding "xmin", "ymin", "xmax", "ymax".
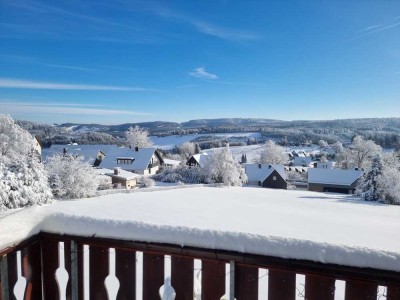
[
  {"xmin": 245, "ymin": 164, "xmax": 288, "ymax": 189},
  {"xmin": 107, "ymin": 167, "xmax": 139, "ymax": 189},
  {"xmin": 293, "ymin": 156, "xmax": 312, "ymax": 167},
  {"xmin": 98, "ymin": 147, "xmax": 164, "ymax": 175},
  {"xmin": 187, "ymin": 153, "xmax": 209, "ymax": 167},
  {"xmin": 308, "ymin": 168, "xmax": 363, "ymax": 194},
  {"xmin": 313, "ymin": 161, "xmax": 335, "ymax": 169},
  {"xmin": 43, "ymin": 144, "xmax": 119, "ymax": 163},
  {"xmin": 162, "ymin": 158, "xmax": 181, "ymax": 168}
]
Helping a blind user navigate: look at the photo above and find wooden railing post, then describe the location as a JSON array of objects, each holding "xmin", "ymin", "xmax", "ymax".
[
  {"xmin": 387, "ymin": 285, "xmax": 400, "ymax": 300},
  {"xmin": 345, "ymin": 280, "xmax": 377, "ymax": 300},
  {"xmin": 41, "ymin": 239, "xmax": 60, "ymax": 300},
  {"xmin": 143, "ymin": 253, "xmax": 164, "ymax": 300},
  {"xmin": 89, "ymin": 245, "xmax": 109, "ymax": 300},
  {"xmin": 268, "ymin": 269, "xmax": 296, "ymax": 300},
  {"xmin": 171, "ymin": 256, "xmax": 194, "ymax": 300},
  {"xmin": 0, "ymin": 255, "xmax": 6, "ymax": 300},
  {"xmin": 115, "ymin": 249, "xmax": 136, "ymax": 300},
  {"xmin": 305, "ymin": 274, "xmax": 335, "ymax": 300},
  {"xmin": 234, "ymin": 264, "xmax": 258, "ymax": 300},
  {"xmin": 22, "ymin": 241, "xmax": 43, "ymax": 300},
  {"xmin": 201, "ymin": 260, "xmax": 225, "ymax": 300}
]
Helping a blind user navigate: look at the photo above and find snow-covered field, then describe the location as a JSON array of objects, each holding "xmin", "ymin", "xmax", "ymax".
[{"xmin": 150, "ymin": 132, "xmax": 261, "ymax": 149}]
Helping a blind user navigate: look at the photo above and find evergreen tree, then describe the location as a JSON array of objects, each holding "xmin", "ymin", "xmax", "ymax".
[{"xmin": 356, "ymin": 154, "xmax": 383, "ymax": 201}]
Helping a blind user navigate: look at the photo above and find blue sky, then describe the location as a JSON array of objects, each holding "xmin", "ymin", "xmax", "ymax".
[{"xmin": 0, "ymin": 0, "xmax": 399, "ymax": 124}]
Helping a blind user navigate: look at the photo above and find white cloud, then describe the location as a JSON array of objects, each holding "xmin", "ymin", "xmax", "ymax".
[
  {"xmin": 189, "ymin": 67, "xmax": 218, "ymax": 80},
  {"xmin": 0, "ymin": 78, "xmax": 152, "ymax": 91},
  {"xmin": 193, "ymin": 21, "xmax": 261, "ymax": 41},
  {"xmin": 0, "ymin": 102, "xmax": 153, "ymax": 116}
]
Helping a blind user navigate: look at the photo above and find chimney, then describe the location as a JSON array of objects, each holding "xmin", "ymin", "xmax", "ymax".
[
  {"xmin": 258, "ymin": 164, "xmax": 261, "ymax": 169},
  {"xmin": 135, "ymin": 146, "xmax": 139, "ymax": 152},
  {"xmin": 269, "ymin": 165, "xmax": 272, "ymax": 169},
  {"xmin": 114, "ymin": 167, "xmax": 121, "ymax": 175}
]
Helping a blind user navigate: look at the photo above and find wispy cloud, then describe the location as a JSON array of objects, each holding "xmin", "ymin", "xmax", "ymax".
[
  {"xmin": 0, "ymin": 54, "xmax": 95, "ymax": 71},
  {"xmin": 189, "ymin": 67, "xmax": 218, "ymax": 80},
  {"xmin": 131, "ymin": 1, "xmax": 261, "ymax": 42},
  {"xmin": 0, "ymin": 101, "xmax": 153, "ymax": 116},
  {"xmin": 351, "ymin": 21, "xmax": 400, "ymax": 40},
  {"xmin": 357, "ymin": 24, "xmax": 382, "ymax": 33},
  {"xmin": 0, "ymin": 78, "xmax": 153, "ymax": 91},
  {"xmin": 192, "ymin": 21, "xmax": 261, "ymax": 41}
]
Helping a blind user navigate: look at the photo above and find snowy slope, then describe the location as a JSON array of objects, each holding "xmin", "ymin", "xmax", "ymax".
[{"xmin": 0, "ymin": 187, "xmax": 399, "ymax": 272}]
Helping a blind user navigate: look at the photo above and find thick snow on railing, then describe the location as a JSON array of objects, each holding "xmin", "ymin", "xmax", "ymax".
[{"xmin": 1, "ymin": 186, "xmax": 400, "ymax": 272}]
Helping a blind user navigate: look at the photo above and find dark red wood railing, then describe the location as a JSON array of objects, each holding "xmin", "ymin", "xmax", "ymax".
[{"xmin": 0, "ymin": 232, "xmax": 400, "ymax": 300}]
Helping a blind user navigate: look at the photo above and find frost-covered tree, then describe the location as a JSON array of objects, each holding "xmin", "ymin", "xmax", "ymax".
[
  {"xmin": 377, "ymin": 164, "xmax": 400, "ymax": 205},
  {"xmin": 46, "ymin": 154, "xmax": 99, "ymax": 199},
  {"xmin": 126, "ymin": 125, "xmax": 153, "ymax": 148},
  {"xmin": 256, "ymin": 140, "xmax": 287, "ymax": 164},
  {"xmin": 356, "ymin": 154, "xmax": 383, "ymax": 201},
  {"xmin": 0, "ymin": 114, "xmax": 35, "ymax": 163},
  {"xmin": 177, "ymin": 142, "xmax": 196, "ymax": 160},
  {"xmin": 336, "ymin": 136, "xmax": 381, "ymax": 170},
  {"xmin": 202, "ymin": 147, "xmax": 247, "ymax": 186},
  {"xmin": 318, "ymin": 139, "xmax": 328, "ymax": 149},
  {"xmin": 0, "ymin": 158, "xmax": 53, "ymax": 210},
  {"xmin": 0, "ymin": 114, "xmax": 52, "ymax": 211},
  {"xmin": 332, "ymin": 141, "xmax": 344, "ymax": 154}
]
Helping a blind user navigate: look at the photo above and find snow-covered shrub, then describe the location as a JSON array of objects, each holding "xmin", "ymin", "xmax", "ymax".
[
  {"xmin": 0, "ymin": 114, "xmax": 53, "ymax": 211},
  {"xmin": 0, "ymin": 159, "xmax": 53, "ymax": 211},
  {"xmin": 46, "ymin": 154, "xmax": 99, "ymax": 199},
  {"xmin": 97, "ymin": 175, "xmax": 112, "ymax": 190},
  {"xmin": 153, "ymin": 165, "xmax": 206, "ymax": 184},
  {"xmin": 378, "ymin": 166, "xmax": 400, "ymax": 205},
  {"xmin": 202, "ymin": 147, "xmax": 247, "ymax": 186},
  {"xmin": 137, "ymin": 176, "xmax": 155, "ymax": 188}
]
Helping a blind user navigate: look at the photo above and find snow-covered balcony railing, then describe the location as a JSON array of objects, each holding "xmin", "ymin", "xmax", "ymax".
[{"xmin": 1, "ymin": 187, "xmax": 400, "ymax": 300}]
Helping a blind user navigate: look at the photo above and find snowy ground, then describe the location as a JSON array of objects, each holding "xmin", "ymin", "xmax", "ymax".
[
  {"xmin": 1, "ymin": 187, "xmax": 399, "ymax": 272},
  {"xmin": 1, "ymin": 187, "xmax": 397, "ymax": 300},
  {"xmin": 203, "ymin": 144, "xmax": 265, "ymax": 163}
]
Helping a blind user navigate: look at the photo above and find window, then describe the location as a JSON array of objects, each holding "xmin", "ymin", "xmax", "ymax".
[
  {"xmin": 273, "ymin": 176, "xmax": 277, "ymax": 181},
  {"xmin": 117, "ymin": 158, "xmax": 134, "ymax": 164}
]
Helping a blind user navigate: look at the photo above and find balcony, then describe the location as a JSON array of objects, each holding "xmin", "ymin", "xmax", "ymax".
[{"xmin": 0, "ymin": 187, "xmax": 399, "ymax": 300}]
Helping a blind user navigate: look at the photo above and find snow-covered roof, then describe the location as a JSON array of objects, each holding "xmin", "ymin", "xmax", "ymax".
[
  {"xmin": 1, "ymin": 187, "xmax": 399, "ymax": 272},
  {"xmin": 106, "ymin": 169, "xmax": 139, "ymax": 180},
  {"xmin": 245, "ymin": 164, "xmax": 287, "ymax": 182},
  {"xmin": 293, "ymin": 156, "xmax": 312, "ymax": 166},
  {"xmin": 190, "ymin": 153, "xmax": 209, "ymax": 167},
  {"xmin": 163, "ymin": 159, "xmax": 181, "ymax": 166},
  {"xmin": 308, "ymin": 168, "xmax": 363, "ymax": 186},
  {"xmin": 99, "ymin": 147, "xmax": 158, "ymax": 171},
  {"xmin": 43, "ymin": 144, "xmax": 119, "ymax": 163}
]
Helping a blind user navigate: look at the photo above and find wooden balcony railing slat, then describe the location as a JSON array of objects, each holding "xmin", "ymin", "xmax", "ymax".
[
  {"xmin": 22, "ymin": 242, "xmax": 42, "ymax": 300},
  {"xmin": 115, "ymin": 249, "xmax": 136, "ymax": 300},
  {"xmin": 6, "ymin": 252, "xmax": 17, "ymax": 300},
  {"xmin": 89, "ymin": 246, "xmax": 109, "ymax": 300},
  {"xmin": 171, "ymin": 256, "xmax": 194, "ymax": 300},
  {"xmin": 63, "ymin": 241, "xmax": 72, "ymax": 300},
  {"xmin": 142, "ymin": 253, "xmax": 164, "ymax": 300},
  {"xmin": 41, "ymin": 240, "xmax": 60, "ymax": 300},
  {"xmin": 387, "ymin": 285, "xmax": 400, "ymax": 300},
  {"xmin": 305, "ymin": 274, "xmax": 335, "ymax": 300},
  {"xmin": 268, "ymin": 269, "xmax": 296, "ymax": 300},
  {"xmin": 234, "ymin": 264, "xmax": 258, "ymax": 300},
  {"xmin": 344, "ymin": 280, "xmax": 377, "ymax": 300},
  {"xmin": 201, "ymin": 260, "xmax": 225, "ymax": 300}
]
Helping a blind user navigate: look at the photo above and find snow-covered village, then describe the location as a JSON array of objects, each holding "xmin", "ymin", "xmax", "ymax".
[{"xmin": 1, "ymin": 1, "xmax": 400, "ymax": 300}]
